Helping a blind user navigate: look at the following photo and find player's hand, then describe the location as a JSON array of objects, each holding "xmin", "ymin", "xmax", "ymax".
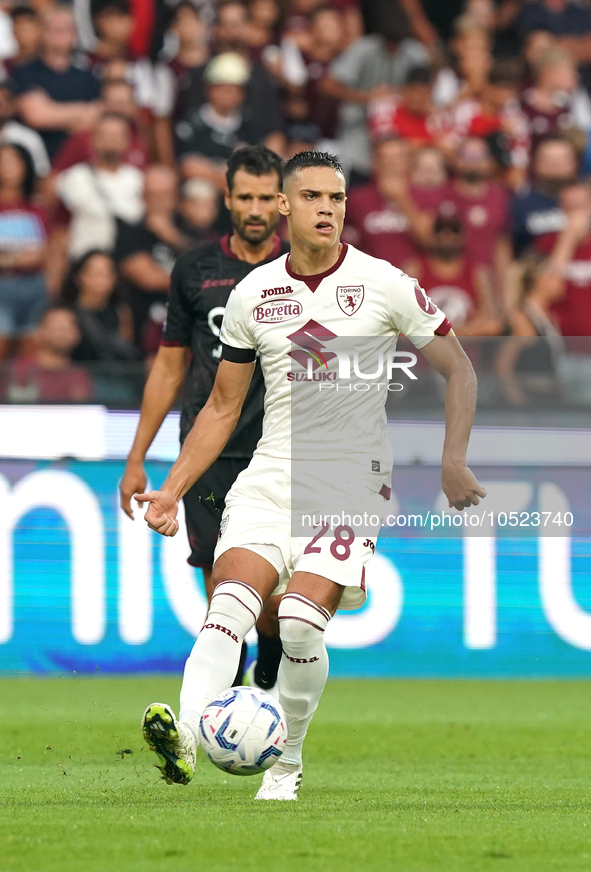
[
  {"xmin": 119, "ymin": 460, "xmax": 147, "ymax": 519},
  {"xmin": 441, "ymin": 464, "xmax": 487, "ymax": 510},
  {"xmin": 135, "ymin": 490, "xmax": 180, "ymax": 536}
]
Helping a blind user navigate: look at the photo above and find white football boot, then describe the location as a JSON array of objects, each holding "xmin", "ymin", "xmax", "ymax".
[
  {"xmin": 141, "ymin": 702, "xmax": 196, "ymax": 785},
  {"xmin": 254, "ymin": 764, "xmax": 302, "ymax": 801}
]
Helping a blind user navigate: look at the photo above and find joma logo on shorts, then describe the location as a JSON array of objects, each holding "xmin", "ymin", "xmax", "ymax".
[
  {"xmin": 202, "ymin": 623, "xmax": 239, "ymax": 642},
  {"xmin": 261, "ymin": 285, "xmax": 293, "ymax": 298}
]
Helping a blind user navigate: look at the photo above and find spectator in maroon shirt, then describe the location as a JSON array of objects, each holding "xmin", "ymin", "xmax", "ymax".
[
  {"xmin": 244, "ymin": 0, "xmax": 288, "ymax": 64},
  {"xmin": 284, "ymin": 6, "xmax": 344, "ymax": 140},
  {"xmin": 440, "ymin": 136, "xmax": 512, "ymax": 293},
  {"xmin": 448, "ymin": 64, "xmax": 530, "ymax": 189},
  {"xmin": 409, "ymin": 145, "xmax": 451, "ymax": 213},
  {"xmin": 403, "ymin": 214, "xmax": 501, "ymax": 335},
  {"xmin": 152, "ymin": 2, "xmax": 210, "ymax": 165},
  {"xmin": 520, "ymin": 47, "xmax": 591, "ymax": 154},
  {"xmin": 85, "ymin": 0, "xmax": 134, "ymax": 73},
  {"xmin": 0, "ymin": 305, "xmax": 93, "ymax": 403},
  {"xmin": 343, "ymin": 137, "xmax": 432, "ymax": 265},
  {"xmin": 533, "ymin": 182, "xmax": 591, "ymax": 337}
]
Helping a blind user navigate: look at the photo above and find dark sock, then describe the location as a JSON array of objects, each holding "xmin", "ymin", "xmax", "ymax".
[
  {"xmin": 254, "ymin": 631, "xmax": 283, "ymax": 690},
  {"xmin": 232, "ymin": 641, "xmax": 248, "ymax": 686}
]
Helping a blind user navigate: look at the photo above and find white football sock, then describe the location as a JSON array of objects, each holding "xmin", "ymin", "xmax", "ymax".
[
  {"xmin": 276, "ymin": 593, "xmax": 330, "ymax": 769},
  {"xmin": 179, "ymin": 580, "xmax": 262, "ymax": 742}
]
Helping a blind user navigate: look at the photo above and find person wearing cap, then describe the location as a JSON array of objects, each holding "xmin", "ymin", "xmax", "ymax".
[{"xmin": 175, "ymin": 51, "xmax": 281, "ymax": 191}]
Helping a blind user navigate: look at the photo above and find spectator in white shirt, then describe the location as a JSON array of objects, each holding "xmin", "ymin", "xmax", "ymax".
[
  {"xmin": 56, "ymin": 112, "xmax": 144, "ymax": 259},
  {"xmin": 0, "ymin": 82, "xmax": 50, "ymax": 178}
]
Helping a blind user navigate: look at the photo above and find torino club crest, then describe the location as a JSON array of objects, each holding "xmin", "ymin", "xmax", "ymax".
[{"xmin": 336, "ymin": 285, "xmax": 364, "ymax": 316}]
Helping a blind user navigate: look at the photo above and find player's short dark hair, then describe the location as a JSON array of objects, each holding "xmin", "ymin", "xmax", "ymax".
[
  {"xmin": 404, "ymin": 65, "xmax": 434, "ymax": 87},
  {"xmin": 226, "ymin": 145, "xmax": 283, "ymax": 192},
  {"xmin": 283, "ymin": 151, "xmax": 345, "ymax": 189}
]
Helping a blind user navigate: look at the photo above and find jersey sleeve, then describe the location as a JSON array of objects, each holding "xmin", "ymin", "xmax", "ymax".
[
  {"xmin": 220, "ymin": 282, "xmax": 257, "ymax": 363},
  {"xmin": 387, "ymin": 267, "xmax": 452, "ymax": 348},
  {"xmin": 160, "ymin": 256, "xmax": 193, "ymax": 347}
]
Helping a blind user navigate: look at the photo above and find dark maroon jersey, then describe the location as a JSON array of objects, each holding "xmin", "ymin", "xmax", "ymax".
[
  {"xmin": 343, "ymin": 183, "xmax": 418, "ymax": 267},
  {"xmin": 439, "ymin": 182, "xmax": 510, "ymax": 267},
  {"xmin": 161, "ymin": 233, "xmax": 289, "ymax": 456},
  {"xmin": 535, "ymin": 231, "xmax": 591, "ymax": 336}
]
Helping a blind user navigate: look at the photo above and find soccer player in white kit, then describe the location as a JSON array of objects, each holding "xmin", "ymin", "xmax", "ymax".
[{"xmin": 136, "ymin": 152, "xmax": 486, "ymax": 800}]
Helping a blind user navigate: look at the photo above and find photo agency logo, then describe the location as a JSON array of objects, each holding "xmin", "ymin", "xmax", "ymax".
[{"xmin": 286, "ymin": 320, "xmax": 418, "ymax": 391}]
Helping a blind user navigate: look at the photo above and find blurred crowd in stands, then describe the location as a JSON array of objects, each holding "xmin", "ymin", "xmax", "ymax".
[{"xmin": 1, "ymin": 0, "xmax": 591, "ymax": 406}]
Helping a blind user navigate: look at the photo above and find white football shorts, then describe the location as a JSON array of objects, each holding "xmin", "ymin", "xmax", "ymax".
[{"xmin": 213, "ymin": 456, "xmax": 387, "ymax": 610}]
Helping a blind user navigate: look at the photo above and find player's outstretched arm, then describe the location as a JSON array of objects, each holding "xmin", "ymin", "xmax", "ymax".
[
  {"xmin": 119, "ymin": 345, "xmax": 190, "ymax": 518},
  {"xmin": 135, "ymin": 359, "xmax": 255, "ymax": 536},
  {"xmin": 421, "ymin": 332, "xmax": 487, "ymax": 511}
]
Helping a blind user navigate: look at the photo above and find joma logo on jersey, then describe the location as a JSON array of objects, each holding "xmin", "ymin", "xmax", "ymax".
[
  {"xmin": 261, "ymin": 285, "xmax": 293, "ymax": 299},
  {"xmin": 254, "ymin": 299, "xmax": 302, "ymax": 323}
]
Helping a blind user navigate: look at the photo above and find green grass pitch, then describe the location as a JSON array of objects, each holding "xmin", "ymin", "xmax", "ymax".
[{"xmin": 1, "ymin": 677, "xmax": 591, "ymax": 872}]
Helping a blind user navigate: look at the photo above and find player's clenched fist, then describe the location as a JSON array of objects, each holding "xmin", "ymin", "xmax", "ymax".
[
  {"xmin": 135, "ymin": 490, "xmax": 180, "ymax": 536},
  {"xmin": 441, "ymin": 464, "xmax": 487, "ymax": 511}
]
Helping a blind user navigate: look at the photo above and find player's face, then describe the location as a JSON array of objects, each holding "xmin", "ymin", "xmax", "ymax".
[
  {"xmin": 226, "ymin": 169, "xmax": 281, "ymax": 244},
  {"xmin": 279, "ymin": 166, "xmax": 346, "ymax": 252}
]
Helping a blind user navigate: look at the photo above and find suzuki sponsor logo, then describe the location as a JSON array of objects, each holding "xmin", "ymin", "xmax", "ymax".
[
  {"xmin": 286, "ymin": 318, "xmax": 417, "ymax": 386},
  {"xmin": 254, "ymin": 299, "xmax": 302, "ymax": 323},
  {"xmin": 261, "ymin": 285, "xmax": 293, "ymax": 299}
]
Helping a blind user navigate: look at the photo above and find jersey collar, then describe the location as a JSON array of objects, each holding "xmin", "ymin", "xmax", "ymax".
[
  {"xmin": 220, "ymin": 233, "xmax": 283, "ymax": 262},
  {"xmin": 285, "ymin": 242, "xmax": 348, "ymax": 292}
]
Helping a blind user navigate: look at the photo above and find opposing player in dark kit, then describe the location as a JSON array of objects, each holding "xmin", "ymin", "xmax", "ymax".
[{"xmin": 119, "ymin": 147, "xmax": 287, "ymax": 730}]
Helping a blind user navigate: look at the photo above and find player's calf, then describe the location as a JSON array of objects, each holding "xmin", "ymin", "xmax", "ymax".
[
  {"xmin": 274, "ymin": 593, "xmax": 330, "ymax": 773},
  {"xmin": 179, "ymin": 580, "xmax": 264, "ymax": 740}
]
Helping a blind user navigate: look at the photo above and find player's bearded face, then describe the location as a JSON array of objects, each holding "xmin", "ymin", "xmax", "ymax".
[
  {"xmin": 227, "ymin": 170, "xmax": 281, "ymax": 244},
  {"xmin": 280, "ymin": 166, "xmax": 346, "ymax": 250}
]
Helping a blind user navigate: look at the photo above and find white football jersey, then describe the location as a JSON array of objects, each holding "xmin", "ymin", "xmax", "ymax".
[{"xmin": 220, "ymin": 243, "xmax": 450, "ymax": 497}]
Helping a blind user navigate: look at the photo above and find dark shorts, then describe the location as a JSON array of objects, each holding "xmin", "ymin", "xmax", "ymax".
[
  {"xmin": 0, "ymin": 273, "xmax": 47, "ymax": 338},
  {"xmin": 182, "ymin": 456, "xmax": 251, "ymax": 568}
]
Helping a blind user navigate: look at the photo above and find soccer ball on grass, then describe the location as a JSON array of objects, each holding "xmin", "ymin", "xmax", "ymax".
[{"xmin": 199, "ymin": 686, "xmax": 288, "ymax": 776}]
